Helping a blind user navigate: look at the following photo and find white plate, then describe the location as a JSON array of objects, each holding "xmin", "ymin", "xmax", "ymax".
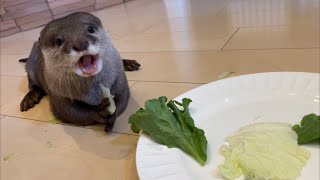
[{"xmin": 136, "ymin": 72, "xmax": 320, "ymax": 180}]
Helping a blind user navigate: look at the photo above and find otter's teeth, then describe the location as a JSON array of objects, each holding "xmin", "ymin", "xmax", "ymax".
[{"xmin": 81, "ymin": 64, "xmax": 98, "ymax": 75}]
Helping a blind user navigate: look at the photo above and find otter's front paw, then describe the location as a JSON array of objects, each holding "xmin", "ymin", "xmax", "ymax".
[
  {"xmin": 97, "ymin": 98, "xmax": 117, "ymax": 132},
  {"xmin": 123, "ymin": 59, "xmax": 141, "ymax": 71},
  {"xmin": 105, "ymin": 114, "xmax": 116, "ymax": 132},
  {"xmin": 20, "ymin": 88, "xmax": 44, "ymax": 111},
  {"xmin": 97, "ymin": 97, "xmax": 110, "ymax": 119}
]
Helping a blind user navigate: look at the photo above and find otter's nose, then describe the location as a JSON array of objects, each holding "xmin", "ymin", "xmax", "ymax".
[{"xmin": 72, "ymin": 41, "xmax": 89, "ymax": 52}]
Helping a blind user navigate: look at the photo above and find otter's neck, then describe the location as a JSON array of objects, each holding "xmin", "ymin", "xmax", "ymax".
[{"xmin": 45, "ymin": 69, "xmax": 101, "ymax": 102}]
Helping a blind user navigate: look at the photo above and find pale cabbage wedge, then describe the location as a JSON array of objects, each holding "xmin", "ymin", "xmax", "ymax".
[
  {"xmin": 219, "ymin": 122, "xmax": 310, "ymax": 180},
  {"xmin": 99, "ymin": 84, "xmax": 116, "ymax": 115}
]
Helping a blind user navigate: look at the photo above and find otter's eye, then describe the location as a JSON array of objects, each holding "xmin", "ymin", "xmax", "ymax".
[
  {"xmin": 55, "ymin": 37, "xmax": 64, "ymax": 46},
  {"xmin": 87, "ymin": 26, "xmax": 95, "ymax": 33}
]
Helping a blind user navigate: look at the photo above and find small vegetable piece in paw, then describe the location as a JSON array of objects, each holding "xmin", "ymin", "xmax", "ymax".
[
  {"xmin": 292, "ymin": 113, "xmax": 320, "ymax": 144},
  {"xmin": 129, "ymin": 96, "xmax": 207, "ymax": 165},
  {"xmin": 99, "ymin": 84, "xmax": 116, "ymax": 115}
]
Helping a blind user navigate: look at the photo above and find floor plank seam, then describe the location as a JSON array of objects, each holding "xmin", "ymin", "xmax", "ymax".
[
  {"xmin": 221, "ymin": 47, "xmax": 320, "ymax": 51},
  {"xmin": 127, "ymin": 80, "xmax": 206, "ymax": 85},
  {"xmin": 0, "ymin": 75, "xmax": 27, "ymax": 77},
  {"xmin": 129, "ymin": 81, "xmax": 138, "ymax": 88},
  {"xmin": 221, "ymin": 27, "xmax": 240, "ymax": 50},
  {"xmin": 118, "ymin": 47, "xmax": 319, "ymax": 54},
  {"xmin": 2, "ymin": 114, "xmax": 138, "ymax": 136}
]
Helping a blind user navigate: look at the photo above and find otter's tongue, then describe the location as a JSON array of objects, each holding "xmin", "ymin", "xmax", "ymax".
[{"xmin": 79, "ymin": 55, "xmax": 97, "ymax": 75}]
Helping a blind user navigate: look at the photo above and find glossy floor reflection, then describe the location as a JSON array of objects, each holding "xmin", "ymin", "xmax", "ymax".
[{"xmin": 1, "ymin": 0, "xmax": 319, "ymax": 179}]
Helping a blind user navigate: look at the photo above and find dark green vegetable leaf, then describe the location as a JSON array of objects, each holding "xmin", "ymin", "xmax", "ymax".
[
  {"xmin": 129, "ymin": 96, "xmax": 207, "ymax": 165},
  {"xmin": 292, "ymin": 113, "xmax": 320, "ymax": 144}
]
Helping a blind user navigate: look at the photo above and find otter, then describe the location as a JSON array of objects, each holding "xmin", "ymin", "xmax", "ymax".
[{"xmin": 19, "ymin": 12, "xmax": 140, "ymax": 132}]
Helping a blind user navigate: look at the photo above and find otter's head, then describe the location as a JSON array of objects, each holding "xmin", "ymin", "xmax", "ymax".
[{"xmin": 39, "ymin": 12, "xmax": 110, "ymax": 77}]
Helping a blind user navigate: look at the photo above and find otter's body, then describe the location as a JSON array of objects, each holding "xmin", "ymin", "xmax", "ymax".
[{"xmin": 20, "ymin": 12, "xmax": 137, "ymax": 132}]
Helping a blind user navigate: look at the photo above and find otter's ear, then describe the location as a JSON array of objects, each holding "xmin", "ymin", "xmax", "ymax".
[{"xmin": 94, "ymin": 17, "xmax": 102, "ymax": 26}]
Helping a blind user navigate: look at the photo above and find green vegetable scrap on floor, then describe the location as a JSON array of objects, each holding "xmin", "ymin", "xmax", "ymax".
[
  {"xmin": 217, "ymin": 72, "xmax": 236, "ymax": 80},
  {"xmin": 292, "ymin": 113, "xmax": 320, "ymax": 144},
  {"xmin": 129, "ymin": 96, "xmax": 208, "ymax": 165},
  {"xmin": 3, "ymin": 153, "xmax": 14, "ymax": 161},
  {"xmin": 49, "ymin": 116, "xmax": 60, "ymax": 125},
  {"xmin": 46, "ymin": 142, "xmax": 53, "ymax": 148}
]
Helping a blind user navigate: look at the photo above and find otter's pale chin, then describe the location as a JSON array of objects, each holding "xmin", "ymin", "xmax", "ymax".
[{"xmin": 74, "ymin": 55, "xmax": 103, "ymax": 77}]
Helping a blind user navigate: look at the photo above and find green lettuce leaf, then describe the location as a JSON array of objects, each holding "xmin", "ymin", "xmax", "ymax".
[
  {"xmin": 129, "ymin": 96, "xmax": 207, "ymax": 165},
  {"xmin": 292, "ymin": 113, "xmax": 320, "ymax": 144}
]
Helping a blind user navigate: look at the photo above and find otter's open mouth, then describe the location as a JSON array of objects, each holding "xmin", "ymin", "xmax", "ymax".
[{"xmin": 78, "ymin": 54, "xmax": 98, "ymax": 75}]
